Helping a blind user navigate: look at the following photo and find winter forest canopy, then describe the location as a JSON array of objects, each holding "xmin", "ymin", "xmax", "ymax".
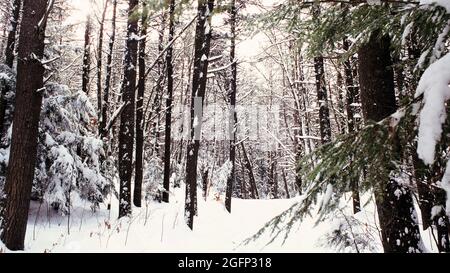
[{"xmin": 0, "ymin": 0, "xmax": 449, "ymax": 253}]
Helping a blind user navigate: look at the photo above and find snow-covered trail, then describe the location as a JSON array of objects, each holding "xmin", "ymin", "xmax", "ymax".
[{"xmin": 21, "ymin": 188, "xmax": 331, "ymax": 253}]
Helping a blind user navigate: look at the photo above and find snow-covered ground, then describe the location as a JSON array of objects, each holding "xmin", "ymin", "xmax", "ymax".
[
  {"xmin": 0, "ymin": 186, "xmax": 439, "ymax": 253},
  {"xmin": 1, "ymin": 187, "xmax": 325, "ymax": 253}
]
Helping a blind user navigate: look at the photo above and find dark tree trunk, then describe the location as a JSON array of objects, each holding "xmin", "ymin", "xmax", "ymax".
[
  {"xmin": 268, "ymin": 153, "xmax": 278, "ymax": 199},
  {"xmin": 312, "ymin": 5, "xmax": 331, "ymax": 145},
  {"xmin": 358, "ymin": 31, "xmax": 421, "ymax": 253},
  {"xmin": 0, "ymin": 78, "xmax": 10, "ymax": 139},
  {"xmin": 293, "ymin": 109, "xmax": 303, "ymax": 194},
  {"xmin": 343, "ymin": 37, "xmax": 361, "ymax": 214},
  {"xmin": 118, "ymin": 0, "xmax": 139, "ymax": 218},
  {"xmin": 4, "ymin": 0, "xmax": 21, "ymax": 68},
  {"xmin": 282, "ymin": 168, "xmax": 290, "ymax": 198},
  {"xmin": 0, "ymin": 0, "xmax": 21, "ymax": 140},
  {"xmin": 0, "ymin": 0, "xmax": 50, "ymax": 251},
  {"xmin": 237, "ymin": 147, "xmax": 247, "ymax": 199},
  {"xmin": 413, "ymin": 151, "xmax": 450, "ymax": 252},
  {"xmin": 314, "ymin": 55, "xmax": 331, "ymax": 144},
  {"xmin": 413, "ymin": 152, "xmax": 433, "ymax": 231},
  {"xmin": 100, "ymin": 0, "xmax": 117, "ymax": 138},
  {"xmin": 162, "ymin": 0, "xmax": 176, "ymax": 203},
  {"xmin": 148, "ymin": 15, "xmax": 167, "ymax": 158},
  {"xmin": 225, "ymin": 0, "xmax": 237, "ymax": 213},
  {"xmin": 97, "ymin": 1, "xmax": 108, "ymax": 132},
  {"xmin": 335, "ymin": 71, "xmax": 346, "ymax": 135},
  {"xmin": 185, "ymin": 0, "xmax": 215, "ymax": 229},
  {"xmin": 202, "ymin": 169, "xmax": 209, "ymax": 200},
  {"xmin": 358, "ymin": 36, "xmax": 397, "ymax": 122},
  {"xmin": 133, "ymin": 1, "xmax": 148, "ymax": 208},
  {"xmin": 82, "ymin": 15, "xmax": 92, "ymax": 94},
  {"xmin": 240, "ymin": 142, "xmax": 258, "ymax": 199}
]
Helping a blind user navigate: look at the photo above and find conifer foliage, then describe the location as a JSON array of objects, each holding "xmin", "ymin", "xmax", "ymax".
[
  {"xmin": 244, "ymin": 0, "xmax": 450, "ymax": 253},
  {"xmin": 1, "ymin": 0, "xmax": 450, "ymax": 253}
]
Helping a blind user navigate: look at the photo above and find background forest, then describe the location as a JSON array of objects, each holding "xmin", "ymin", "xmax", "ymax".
[{"xmin": 0, "ymin": 0, "xmax": 449, "ymax": 253}]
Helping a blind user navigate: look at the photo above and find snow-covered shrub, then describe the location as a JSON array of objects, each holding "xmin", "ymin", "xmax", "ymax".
[
  {"xmin": 0, "ymin": 81, "xmax": 112, "ymax": 213},
  {"xmin": 0, "ymin": 65, "xmax": 15, "ymax": 141},
  {"xmin": 319, "ymin": 210, "xmax": 381, "ymax": 253},
  {"xmin": 143, "ymin": 156, "xmax": 164, "ymax": 202},
  {"xmin": 171, "ymin": 161, "xmax": 185, "ymax": 188},
  {"xmin": 209, "ymin": 160, "xmax": 232, "ymax": 199},
  {"xmin": 255, "ymin": 158, "xmax": 269, "ymax": 199},
  {"xmin": 0, "ymin": 64, "xmax": 15, "ymax": 199},
  {"xmin": 36, "ymin": 83, "xmax": 112, "ymax": 212}
]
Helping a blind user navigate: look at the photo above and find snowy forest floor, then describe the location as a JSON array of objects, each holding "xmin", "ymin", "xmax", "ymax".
[{"xmin": 0, "ymin": 187, "xmax": 440, "ymax": 252}]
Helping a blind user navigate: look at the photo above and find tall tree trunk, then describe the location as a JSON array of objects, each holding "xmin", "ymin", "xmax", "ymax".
[
  {"xmin": 240, "ymin": 142, "xmax": 258, "ymax": 199},
  {"xmin": 100, "ymin": 0, "xmax": 117, "ymax": 138},
  {"xmin": 151, "ymin": 14, "xmax": 167, "ymax": 157},
  {"xmin": 292, "ymin": 44, "xmax": 305, "ymax": 194},
  {"xmin": 4, "ymin": 0, "xmax": 21, "ymax": 68},
  {"xmin": 413, "ymin": 152, "xmax": 433, "ymax": 231},
  {"xmin": 0, "ymin": 0, "xmax": 51, "ymax": 251},
  {"xmin": 118, "ymin": 0, "xmax": 139, "ymax": 218},
  {"xmin": 413, "ymin": 150, "xmax": 450, "ymax": 252},
  {"xmin": 225, "ymin": 0, "xmax": 237, "ymax": 213},
  {"xmin": 97, "ymin": 0, "xmax": 108, "ymax": 132},
  {"xmin": 343, "ymin": 37, "xmax": 361, "ymax": 214},
  {"xmin": 0, "ymin": 77, "xmax": 10, "ymax": 139},
  {"xmin": 312, "ymin": 5, "xmax": 331, "ymax": 145},
  {"xmin": 82, "ymin": 15, "xmax": 92, "ymax": 94},
  {"xmin": 0, "ymin": 0, "xmax": 21, "ymax": 140},
  {"xmin": 335, "ymin": 71, "xmax": 346, "ymax": 135},
  {"xmin": 237, "ymin": 148, "xmax": 247, "ymax": 199},
  {"xmin": 293, "ymin": 109, "xmax": 303, "ymax": 194},
  {"xmin": 282, "ymin": 168, "xmax": 290, "ymax": 198},
  {"xmin": 314, "ymin": 55, "xmax": 331, "ymax": 144},
  {"xmin": 202, "ymin": 168, "xmax": 209, "ymax": 200},
  {"xmin": 133, "ymin": 1, "xmax": 148, "ymax": 208},
  {"xmin": 358, "ymin": 30, "xmax": 421, "ymax": 252},
  {"xmin": 185, "ymin": 0, "xmax": 215, "ymax": 229},
  {"xmin": 268, "ymin": 152, "xmax": 278, "ymax": 199},
  {"xmin": 162, "ymin": 0, "xmax": 176, "ymax": 203}
]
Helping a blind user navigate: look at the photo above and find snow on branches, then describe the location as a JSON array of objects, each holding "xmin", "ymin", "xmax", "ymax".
[
  {"xmin": 416, "ymin": 53, "xmax": 450, "ymax": 165},
  {"xmin": 0, "ymin": 82, "xmax": 112, "ymax": 213}
]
